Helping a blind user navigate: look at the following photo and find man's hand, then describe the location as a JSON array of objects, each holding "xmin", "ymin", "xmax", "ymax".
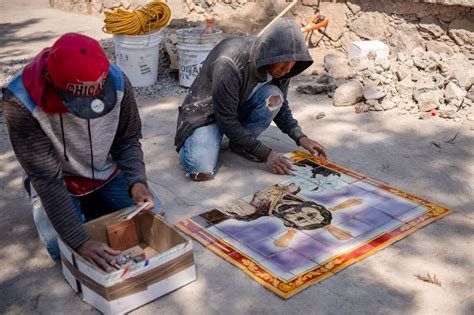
[
  {"xmin": 130, "ymin": 183, "xmax": 154, "ymax": 211},
  {"xmin": 299, "ymin": 137, "xmax": 327, "ymax": 159},
  {"xmin": 266, "ymin": 151, "xmax": 293, "ymax": 175},
  {"xmin": 77, "ymin": 239, "xmax": 120, "ymax": 272}
]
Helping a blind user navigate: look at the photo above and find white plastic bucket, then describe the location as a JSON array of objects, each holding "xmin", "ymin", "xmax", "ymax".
[
  {"xmin": 176, "ymin": 28, "xmax": 222, "ymax": 87},
  {"xmin": 113, "ymin": 30, "xmax": 163, "ymax": 87}
]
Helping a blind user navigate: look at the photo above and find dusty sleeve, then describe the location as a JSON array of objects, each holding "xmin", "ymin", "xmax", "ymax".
[
  {"xmin": 110, "ymin": 75, "xmax": 147, "ymax": 189},
  {"xmin": 272, "ymin": 79, "xmax": 306, "ymax": 145},
  {"xmin": 212, "ymin": 58, "xmax": 272, "ymax": 161},
  {"xmin": 3, "ymin": 92, "xmax": 89, "ymax": 249}
]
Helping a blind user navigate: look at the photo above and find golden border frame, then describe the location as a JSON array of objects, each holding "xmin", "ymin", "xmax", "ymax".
[{"xmin": 176, "ymin": 151, "xmax": 452, "ymax": 299}]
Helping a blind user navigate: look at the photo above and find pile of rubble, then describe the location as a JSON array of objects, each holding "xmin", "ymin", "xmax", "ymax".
[{"xmin": 297, "ymin": 48, "xmax": 474, "ymax": 122}]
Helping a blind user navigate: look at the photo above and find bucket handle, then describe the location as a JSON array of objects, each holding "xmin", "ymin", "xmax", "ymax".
[{"xmin": 144, "ymin": 5, "xmax": 153, "ymax": 47}]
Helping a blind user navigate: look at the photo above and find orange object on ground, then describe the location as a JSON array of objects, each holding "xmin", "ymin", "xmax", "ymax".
[{"xmin": 301, "ymin": 15, "xmax": 329, "ymax": 33}]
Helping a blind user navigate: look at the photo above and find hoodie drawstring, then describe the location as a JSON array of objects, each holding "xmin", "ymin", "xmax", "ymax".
[
  {"xmin": 87, "ymin": 119, "xmax": 96, "ymax": 191},
  {"xmin": 59, "ymin": 114, "xmax": 69, "ymax": 162}
]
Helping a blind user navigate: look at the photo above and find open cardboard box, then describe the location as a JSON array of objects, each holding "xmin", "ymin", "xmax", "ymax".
[{"xmin": 58, "ymin": 210, "xmax": 196, "ymax": 314}]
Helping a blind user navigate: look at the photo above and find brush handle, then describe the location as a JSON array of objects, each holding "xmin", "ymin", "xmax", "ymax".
[{"xmin": 257, "ymin": 0, "xmax": 299, "ymax": 37}]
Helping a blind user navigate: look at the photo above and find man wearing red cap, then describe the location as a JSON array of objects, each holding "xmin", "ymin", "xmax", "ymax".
[{"xmin": 2, "ymin": 33, "xmax": 162, "ymax": 272}]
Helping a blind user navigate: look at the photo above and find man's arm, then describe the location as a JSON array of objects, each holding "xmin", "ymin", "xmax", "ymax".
[
  {"xmin": 110, "ymin": 76, "xmax": 155, "ymax": 210},
  {"xmin": 272, "ymin": 79, "xmax": 327, "ymax": 158},
  {"xmin": 212, "ymin": 58, "xmax": 272, "ymax": 161},
  {"xmin": 3, "ymin": 92, "xmax": 89, "ymax": 249},
  {"xmin": 272, "ymin": 79, "xmax": 306, "ymax": 144}
]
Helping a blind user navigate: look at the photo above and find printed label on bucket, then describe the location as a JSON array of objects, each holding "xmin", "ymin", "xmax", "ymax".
[
  {"xmin": 180, "ymin": 62, "xmax": 203, "ymax": 87},
  {"xmin": 178, "ymin": 49, "xmax": 210, "ymax": 88}
]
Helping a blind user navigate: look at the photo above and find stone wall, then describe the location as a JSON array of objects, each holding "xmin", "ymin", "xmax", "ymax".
[
  {"xmin": 50, "ymin": 0, "xmax": 474, "ymax": 57},
  {"xmin": 294, "ymin": 0, "xmax": 474, "ymax": 57}
]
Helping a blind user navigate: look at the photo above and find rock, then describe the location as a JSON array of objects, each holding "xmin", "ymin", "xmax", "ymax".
[
  {"xmin": 381, "ymin": 99, "xmax": 396, "ymax": 110},
  {"xmin": 397, "ymin": 52, "xmax": 408, "ymax": 63},
  {"xmin": 438, "ymin": 61, "xmax": 451, "ymax": 74},
  {"xmin": 411, "ymin": 68, "xmax": 424, "ymax": 82},
  {"xmin": 444, "ymin": 82, "xmax": 467, "ymax": 107},
  {"xmin": 316, "ymin": 74, "xmax": 331, "ymax": 84},
  {"xmin": 296, "ymin": 84, "xmax": 336, "ymax": 95},
  {"xmin": 439, "ymin": 103, "xmax": 457, "ymax": 111},
  {"xmin": 367, "ymin": 100, "xmax": 383, "ymax": 111},
  {"xmin": 346, "ymin": 2, "xmax": 361, "ymax": 15},
  {"xmin": 355, "ymin": 102, "xmax": 369, "ymax": 113},
  {"xmin": 320, "ymin": 2, "xmax": 347, "ymax": 41},
  {"xmin": 413, "ymin": 78, "xmax": 442, "ymax": 112},
  {"xmin": 448, "ymin": 19, "xmax": 474, "ymax": 46},
  {"xmin": 412, "ymin": 47, "xmax": 425, "ymax": 56},
  {"xmin": 434, "ymin": 74, "xmax": 449, "ymax": 89},
  {"xmin": 324, "ymin": 54, "xmax": 347, "ymax": 72},
  {"xmin": 405, "ymin": 59, "xmax": 415, "ymax": 67},
  {"xmin": 374, "ymin": 103, "xmax": 384, "ymax": 111},
  {"xmin": 417, "ymin": 16, "xmax": 445, "ymax": 38},
  {"xmin": 446, "ymin": 53, "xmax": 474, "ymax": 89},
  {"xmin": 467, "ymin": 114, "xmax": 474, "ymax": 121},
  {"xmin": 396, "ymin": 66, "xmax": 411, "ymax": 81},
  {"xmin": 396, "ymin": 76, "xmax": 415, "ymax": 98},
  {"xmin": 439, "ymin": 110, "xmax": 459, "ymax": 119},
  {"xmin": 349, "ymin": 12, "xmax": 389, "ymax": 39},
  {"xmin": 329, "ymin": 64, "xmax": 354, "ymax": 80},
  {"xmin": 316, "ymin": 112, "xmax": 326, "ymax": 120},
  {"xmin": 414, "ymin": 88, "xmax": 442, "ymax": 112},
  {"xmin": 333, "ymin": 80, "xmax": 364, "ymax": 107},
  {"xmin": 416, "ymin": 77, "xmax": 437, "ymax": 90},
  {"xmin": 467, "ymin": 86, "xmax": 474, "ymax": 101},
  {"xmin": 424, "ymin": 51, "xmax": 442, "ymax": 63},
  {"xmin": 413, "ymin": 56, "xmax": 429, "ymax": 69},
  {"xmin": 351, "ymin": 57, "xmax": 372, "ymax": 72},
  {"xmin": 380, "ymin": 59, "xmax": 392, "ymax": 71},
  {"xmin": 364, "ymin": 86, "xmax": 386, "ymax": 100},
  {"xmin": 324, "ymin": 54, "xmax": 353, "ymax": 80},
  {"xmin": 425, "ymin": 40, "xmax": 454, "ymax": 55},
  {"xmin": 369, "ymin": 73, "xmax": 380, "ymax": 81},
  {"xmin": 388, "ymin": 24, "xmax": 424, "ymax": 53}
]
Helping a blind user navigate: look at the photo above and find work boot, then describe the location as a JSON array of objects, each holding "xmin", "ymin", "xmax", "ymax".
[
  {"xmin": 190, "ymin": 172, "xmax": 213, "ymax": 181},
  {"xmin": 229, "ymin": 142, "xmax": 263, "ymax": 162}
]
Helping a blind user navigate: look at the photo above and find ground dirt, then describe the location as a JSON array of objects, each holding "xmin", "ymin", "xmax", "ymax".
[{"xmin": 0, "ymin": 1, "xmax": 473, "ymax": 314}]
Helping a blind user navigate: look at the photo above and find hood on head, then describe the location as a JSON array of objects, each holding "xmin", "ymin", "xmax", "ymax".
[
  {"xmin": 22, "ymin": 48, "xmax": 69, "ymax": 114},
  {"xmin": 250, "ymin": 17, "xmax": 313, "ymax": 81}
]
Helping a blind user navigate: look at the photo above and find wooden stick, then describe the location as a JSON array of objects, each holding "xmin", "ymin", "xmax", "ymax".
[
  {"xmin": 126, "ymin": 202, "xmax": 150, "ymax": 220},
  {"xmin": 257, "ymin": 0, "xmax": 299, "ymax": 37}
]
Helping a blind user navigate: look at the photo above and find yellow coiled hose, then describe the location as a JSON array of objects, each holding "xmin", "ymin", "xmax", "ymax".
[{"xmin": 103, "ymin": 1, "xmax": 171, "ymax": 35}]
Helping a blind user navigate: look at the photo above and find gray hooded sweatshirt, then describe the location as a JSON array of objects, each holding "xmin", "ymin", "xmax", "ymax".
[{"xmin": 175, "ymin": 18, "xmax": 313, "ymax": 161}]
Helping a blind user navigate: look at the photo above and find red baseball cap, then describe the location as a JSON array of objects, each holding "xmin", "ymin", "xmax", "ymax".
[{"xmin": 47, "ymin": 33, "xmax": 116, "ymax": 119}]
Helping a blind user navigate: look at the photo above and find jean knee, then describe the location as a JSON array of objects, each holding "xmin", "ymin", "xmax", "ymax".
[
  {"xmin": 179, "ymin": 144, "xmax": 218, "ymax": 175},
  {"xmin": 179, "ymin": 125, "xmax": 222, "ymax": 175},
  {"xmin": 31, "ymin": 198, "xmax": 60, "ymax": 260}
]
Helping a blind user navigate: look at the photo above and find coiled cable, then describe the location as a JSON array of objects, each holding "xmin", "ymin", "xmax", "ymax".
[{"xmin": 103, "ymin": 1, "xmax": 171, "ymax": 35}]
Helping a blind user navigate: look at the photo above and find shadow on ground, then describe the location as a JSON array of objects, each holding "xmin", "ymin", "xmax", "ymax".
[{"xmin": 0, "ymin": 19, "xmax": 55, "ymax": 61}]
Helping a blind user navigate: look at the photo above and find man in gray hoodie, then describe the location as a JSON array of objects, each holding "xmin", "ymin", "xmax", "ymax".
[{"xmin": 175, "ymin": 18, "xmax": 326, "ymax": 181}]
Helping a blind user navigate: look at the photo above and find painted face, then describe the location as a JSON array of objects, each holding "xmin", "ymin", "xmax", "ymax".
[
  {"xmin": 267, "ymin": 61, "xmax": 296, "ymax": 78},
  {"xmin": 275, "ymin": 201, "xmax": 332, "ymax": 230}
]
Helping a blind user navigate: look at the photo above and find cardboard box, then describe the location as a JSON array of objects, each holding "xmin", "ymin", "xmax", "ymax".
[
  {"xmin": 348, "ymin": 40, "xmax": 390, "ymax": 61},
  {"xmin": 58, "ymin": 211, "xmax": 196, "ymax": 314}
]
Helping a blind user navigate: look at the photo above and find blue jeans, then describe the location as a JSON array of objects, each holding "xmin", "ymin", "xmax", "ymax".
[
  {"xmin": 27, "ymin": 172, "xmax": 163, "ymax": 260},
  {"xmin": 179, "ymin": 84, "xmax": 284, "ymax": 176}
]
